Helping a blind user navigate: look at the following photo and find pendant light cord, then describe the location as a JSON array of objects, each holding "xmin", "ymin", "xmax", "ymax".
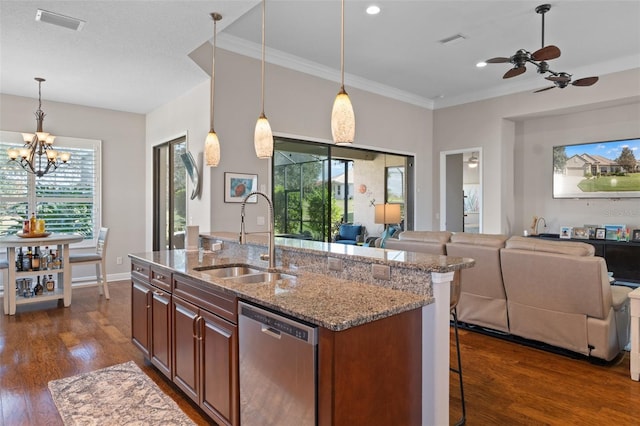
[
  {"xmin": 260, "ymin": 0, "xmax": 266, "ymax": 115},
  {"xmin": 210, "ymin": 14, "xmax": 217, "ymax": 130},
  {"xmin": 340, "ymin": 0, "xmax": 345, "ymax": 90}
]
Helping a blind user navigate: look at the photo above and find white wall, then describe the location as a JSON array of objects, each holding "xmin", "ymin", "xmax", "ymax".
[
  {"xmin": 146, "ymin": 49, "xmax": 433, "ymax": 248},
  {"xmin": 0, "ymin": 93, "xmax": 146, "ymax": 280},
  {"xmin": 434, "ymin": 68, "xmax": 640, "ymax": 234},
  {"xmin": 515, "ymin": 102, "xmax": 640, "ymax": 235}
]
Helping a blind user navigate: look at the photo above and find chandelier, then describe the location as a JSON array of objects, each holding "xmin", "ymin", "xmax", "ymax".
[{"xmin": 7, "ymin": 77, "xmax": 70, "ymax": 177}]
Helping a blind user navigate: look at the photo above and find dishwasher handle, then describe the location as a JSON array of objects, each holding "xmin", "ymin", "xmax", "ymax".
[
  {"xmin": 261, "ymin": 324, "xmax": 282, "ymax": 339},
  {"xmin": 239, "ymin": 301, "xmax": 317, "ymax": 345}
]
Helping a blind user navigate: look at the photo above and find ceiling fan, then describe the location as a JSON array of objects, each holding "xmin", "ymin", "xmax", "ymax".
[
  {"xmin": 534, "ymin": 73, "xmax": 599, "ymax": 92},
  {"xmin": 485, "ymin": 4, "xmax": 560, "ymax": 79}
]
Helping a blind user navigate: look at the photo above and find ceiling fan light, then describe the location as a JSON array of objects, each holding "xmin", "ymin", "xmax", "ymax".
[
  {"xmin": 331, "ymin": 89, "xmax": 355, "ymax": 145},
  {"xmin": 205, "ymin": 131, "xmax": 220, "ymax": 167},
  {"xmin": 254, "ymin": 114, "xmax": 273, "ymax": 159}
]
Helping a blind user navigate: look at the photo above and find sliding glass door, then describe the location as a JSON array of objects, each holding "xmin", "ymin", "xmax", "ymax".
[{"xmin": 272, "ymin": 137, "xmax": 414, "ymax": 242}]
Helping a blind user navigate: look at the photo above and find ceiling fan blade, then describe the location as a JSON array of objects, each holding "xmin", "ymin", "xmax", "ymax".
[
  {"xmin": 546, "ymin": 74, "xmax": 571, "ymax": 83},
  {"xmin": 572, "ymin": 76, "xmax": 599, "ymax": 87},
  {"xmin": 503, "ymin": 66, "xmax": 526, "ymax": 79},
  {"xmin": 532, "ymin": 45, "xmax": 561, "ymax": 61},
  {"xmin": 534, "ymin": 86, "xmax": 556, "ymax": 93},
  {"xmin": 486, "ymin": 57, "xmax": 511, "ymax": 64}
]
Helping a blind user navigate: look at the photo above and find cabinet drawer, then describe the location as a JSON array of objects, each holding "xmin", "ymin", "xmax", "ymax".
[
  {"xmin": 173, "ymin": 273, "xmax": 237, "ymax": 324},
  {"xmin": 131, "ymin": 261, "xmax": 150, "ymax": 281},
  {"xmin": 151, "ymin": 266, "xmax": 172, "ymax": 292}
]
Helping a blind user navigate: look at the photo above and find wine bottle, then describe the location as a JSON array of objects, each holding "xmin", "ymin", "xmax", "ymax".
[
  {"xmin": 32, "ymin": 247, "xmax": 41, "ymax": 271},
  {"xmin": 34, "ymin": 276, "xmax": 44, "ymax": 296},
  {"xmin": 46, "ymin": 275, "xmax": 55, "ymax": 292}
]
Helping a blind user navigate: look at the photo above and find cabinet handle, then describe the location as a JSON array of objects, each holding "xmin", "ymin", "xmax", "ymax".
[
  {"xmin": 156, "ymin": 274, "xmax": 164, "ymax": 280},
  {"xmin": 196, "ymin": 316, "xmax": 204, "ymax": 341},
  {"xmin": 135, "ymin": 267, "xmax": 142, "ymax": 272},
  {"xmin": 192, "ymin": 315, "xmax": 199, "ymax": 339},
  {"xmin": 153, "ymin": 290, "xmax": 163, "ymax": 297}
]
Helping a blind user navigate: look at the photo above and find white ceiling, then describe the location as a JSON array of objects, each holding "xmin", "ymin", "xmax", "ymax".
[{"xmin": 1, "ymin": 1, "xmax": 639, "ymax": 114}]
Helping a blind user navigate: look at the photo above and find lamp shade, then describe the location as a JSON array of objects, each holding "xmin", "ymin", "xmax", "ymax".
[
  {"xmin": 375, "ymin": 203, "xmax": 401, "ymax": 225},
  {"xmin": 254, "ymin": 113, "xmax": 273, "ymax": 159},
  {"xmin": 205, "ymin": 131, "xmax": 220, "ymax": 166},
  {"xmin": 331, "ymin": 88, "xmax": 355, "ymax": 144}
]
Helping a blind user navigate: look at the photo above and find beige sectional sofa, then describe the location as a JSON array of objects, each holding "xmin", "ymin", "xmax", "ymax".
[{"xmin": 379, "ymin": 231, "xmax": 632, "ymax": 361}]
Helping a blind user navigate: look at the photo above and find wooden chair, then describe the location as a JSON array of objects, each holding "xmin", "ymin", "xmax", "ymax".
[{"xmin": 69, "ymin": 227, "xmax": 110, "ymax": 299}]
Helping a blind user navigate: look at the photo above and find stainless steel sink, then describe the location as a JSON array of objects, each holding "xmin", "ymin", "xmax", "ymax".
[
  {"xmin": 228, "ymin": 272, "xmax": 295, "ymax": 284},
  {"xmin": 193, "ymin": 265, "xmax": 262, "ymax": 278}
]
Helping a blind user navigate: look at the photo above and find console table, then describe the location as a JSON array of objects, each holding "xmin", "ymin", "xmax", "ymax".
[
  {"xmin": 536, "ymin": 235, "xmax": 640, "ymax": 285},
  {"xmin": 631, "ymin": 287, "xmax": 640, "ymax": 381},
  {"xmin": 1, "ymin": 233, "xmax": 83, "ymax": 315}
]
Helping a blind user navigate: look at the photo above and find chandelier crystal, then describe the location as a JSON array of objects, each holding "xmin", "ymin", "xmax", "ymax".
[{"xmin": 7, "ymin": 78, "xmax": 70, "ymax": 177}]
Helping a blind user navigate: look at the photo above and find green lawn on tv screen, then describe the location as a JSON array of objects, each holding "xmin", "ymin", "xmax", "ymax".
[{"xmin": 577, "ymin": 173, "xmax": 640, "ymax": 192}]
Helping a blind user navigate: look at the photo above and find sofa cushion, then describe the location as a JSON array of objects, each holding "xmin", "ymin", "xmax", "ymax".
[
  {"xmin": 505, "ymin": 236, "xmax": 595, "ymax": 256},
  {"xmin": 398, "ymin": 231, "xmax": 452, "ymax": 244},
  {"xmin": 450, "ymin": 232, "xmax": 508, "ymax": 248}
]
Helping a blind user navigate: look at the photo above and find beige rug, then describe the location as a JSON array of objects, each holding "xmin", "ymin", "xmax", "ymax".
[{"xmin": 48, "ymin": 361, "xmax": 195, "ymax": 426}]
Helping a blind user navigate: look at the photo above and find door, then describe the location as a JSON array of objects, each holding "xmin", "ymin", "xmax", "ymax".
[
  {"xmin": 200, "ymin": 309, "xmax": 239, "ymax": 426},
  {"xmin": 440, "ymin": 149, "xmax": 482, "ymax": 233},
  {"xmin": 153, "ymin": 137, "xmax": 187, "ymax": 251},
  {"xmin": 150, "ymin": 289, "xmax": 172, "ymax": 377},
  {"xmin": 445, "ymin": 153, "xmax": 464, "ymax": 232},
  {"xmin": 172, "ymin": 296, "xmax": 200, "ymax": 403},
  {"xmin": 131, "ymin": 279, "xmax": 151, "ymax": 358}
]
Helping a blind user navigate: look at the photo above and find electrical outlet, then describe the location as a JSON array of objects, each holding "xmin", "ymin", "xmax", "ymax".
[{"xmin": 116, "ymin": 256, "xmax": 123, "ymax": 265}]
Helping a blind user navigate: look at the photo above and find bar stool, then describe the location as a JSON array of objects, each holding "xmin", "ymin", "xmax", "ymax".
[
  {"xmin": 69, "ymin": 227, "xmax": 110, "ymax": 299},
  {"xmin": 450, "ymin": 271, "xmax": 466, "ymax": 426}
]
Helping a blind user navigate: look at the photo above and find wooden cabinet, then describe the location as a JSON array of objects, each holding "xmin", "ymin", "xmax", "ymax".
[
  {"xmin": 172, "ymin": 273, "xmax": 239, "ymax": 426},
  {"xmin": 130, "ymin": 260, "xmax": 173, "ymax": 377}
]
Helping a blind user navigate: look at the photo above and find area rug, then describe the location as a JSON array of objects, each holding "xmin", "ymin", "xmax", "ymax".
[{"xmin": 48, "ymin": 361, "xmax": 195, "ymax": 426}]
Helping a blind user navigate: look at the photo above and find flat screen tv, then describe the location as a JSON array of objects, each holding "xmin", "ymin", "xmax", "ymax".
[{"xmin": 552, "ymin": 137, "xmax": 640, "ymax": 199}]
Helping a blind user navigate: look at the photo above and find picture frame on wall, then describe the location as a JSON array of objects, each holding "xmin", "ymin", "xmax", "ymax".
[
  {"xmin": 595, "ymin": 227, "xmax": 606, "ymax": 240},
  {"xmin": 560, "ymin": 226, "xmax": 573, "ymax": 239},
  {"xmin": 224, "ymin": 172, "xmax": 258, "ymax": 203}
]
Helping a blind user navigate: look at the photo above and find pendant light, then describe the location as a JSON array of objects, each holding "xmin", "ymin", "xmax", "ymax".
[
  {"xmin": 254, "ymin": 0, "xmax": 273, "ymax": 159},
  {"xmin": 205, "ymin": 12, "xmax": 222, "ymax": 167},
  {"xmin": 331, "ymin": 0, "xmax": 355, "ymax": 145}
]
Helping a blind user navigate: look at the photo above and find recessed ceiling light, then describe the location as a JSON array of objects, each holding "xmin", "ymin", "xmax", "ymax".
[
  {"xmin": 476, "ymin": 61, "xmax": 487, "ymax": 68},
  {"xmin": 366, "ymin": 5, "xmax": 381, "ymax": 15}
]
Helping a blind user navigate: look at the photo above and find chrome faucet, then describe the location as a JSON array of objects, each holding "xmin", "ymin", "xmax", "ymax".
[{"xmin": 239, "ymin": 191, "xmax": 276, "ymax": 270}]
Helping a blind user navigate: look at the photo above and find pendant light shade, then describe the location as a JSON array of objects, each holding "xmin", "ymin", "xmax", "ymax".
[
  {"xmin": 205, "ymin": 12, "xmax": 222, "ymax": 167},
  {"xmin": 331, "ymin": 0, "xmax": 355, "ymax": 145},
  {"xmin": 254, "ymin": 0, "xmax": 273, "ymax": 159}
]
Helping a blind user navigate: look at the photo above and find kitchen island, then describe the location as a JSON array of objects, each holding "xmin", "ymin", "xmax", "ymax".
[{"xmin": 129, "ymin": 233, "xmax": 474, "ymax": 425}]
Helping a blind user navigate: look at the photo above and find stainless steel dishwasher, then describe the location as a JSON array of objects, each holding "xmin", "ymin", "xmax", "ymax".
[{"xmin": 238, "ymin": 301, "xmax": 317, "ymax": 426}]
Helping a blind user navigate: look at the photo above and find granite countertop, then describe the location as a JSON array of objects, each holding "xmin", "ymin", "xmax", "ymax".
[{"xmin": 129, "ymin": 234, "xmax": 474, "ymax": 331}]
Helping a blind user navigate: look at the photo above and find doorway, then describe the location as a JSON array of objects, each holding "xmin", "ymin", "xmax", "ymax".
[
  {"xmin": 153, "ymin": 136, "xmax": 187, "ymax": 250},
  {"xmin": 440, "ymin": 148, "xmax": 482, "ymax": 233}
]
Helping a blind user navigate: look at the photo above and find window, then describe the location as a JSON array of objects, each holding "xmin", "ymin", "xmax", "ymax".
[{"xmin": 0, "ymin": 131, "xmax": 101, "ymax": 247}]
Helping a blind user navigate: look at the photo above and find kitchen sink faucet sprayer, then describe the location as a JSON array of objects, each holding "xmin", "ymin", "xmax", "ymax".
[{"xmin": 239, "ymin": 191, "xmax": 276, "ymax": 270}]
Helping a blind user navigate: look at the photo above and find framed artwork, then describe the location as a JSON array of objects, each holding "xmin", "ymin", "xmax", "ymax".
[
  {"xmin": 632, "ymin": 229, "xmax": 640, "ymax": 242},
  {"xmin": 224, "ymin": 172, "xmax": 257, "ymax": 203},
  {"xmin": 572, "ymin": 227, "xmax": 589, "ymax": 239},
  {"xmin": 604, "ymin": 224, "xmax": 625, "ymax": 241},
  {"xmin": 595, "ymin": 227, "xmax": 606, "ymax": 240},
  {"xmin": 584, "ymin": 224, "xmax": 598, "ymax": 239},
  {"xmin": 559, "ymin": 226, "xmax": 573, "ymax": 239}
]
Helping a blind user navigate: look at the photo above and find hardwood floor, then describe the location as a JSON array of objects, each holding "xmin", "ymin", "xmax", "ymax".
[{"xmin": 0, "ymin": 280, "xmax": 637, "ymax": 425}]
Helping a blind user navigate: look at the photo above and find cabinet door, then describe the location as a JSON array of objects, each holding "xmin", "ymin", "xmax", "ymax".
[
  {"xmin": 151, "ymin": 288, "xmax": 172, "ymax": 377},
  {"xmin": 200, "ymin": 309, "xmax": 239, "ymax": 426},
  {"xmin": 131, "ymin": 279, "xmax": 151, "ymax": 358},
  {"xmin": 172, "ymin": 297, "xmax": 200, "ymax": 403}
]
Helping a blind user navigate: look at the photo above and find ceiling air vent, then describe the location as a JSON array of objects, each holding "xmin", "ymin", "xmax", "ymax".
[
  {"xmin": 438, "ymin": 34, "xmax": 466, "ymax": 45},
  {"xmin": 36, "ymin": 9, "xmax": 85, "ymax": 31}
]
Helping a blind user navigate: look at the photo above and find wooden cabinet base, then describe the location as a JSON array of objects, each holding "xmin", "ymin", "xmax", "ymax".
[{"xmin": 317, "ymin": 308, "xmax": 422, "ymax": 425}]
